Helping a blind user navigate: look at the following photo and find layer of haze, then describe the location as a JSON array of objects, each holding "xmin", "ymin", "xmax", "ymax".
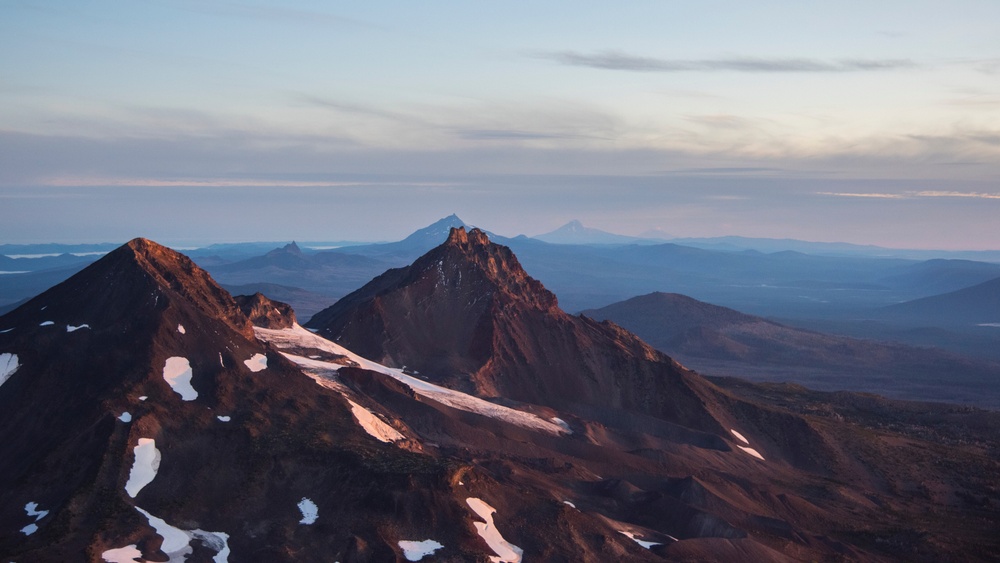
[{"xmin": 2, "ymin": 1, "xmax": 999, "ymax": 248}]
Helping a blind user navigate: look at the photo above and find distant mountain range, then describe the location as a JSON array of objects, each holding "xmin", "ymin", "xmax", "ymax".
[
  {"xmin": 3, "ymin": 231, "xmax": 1000, "ymax": 560},
  {"xmin": 535, "ymin": 220, "xmax": 659, "ymax": 245},
  {"xmin": 582, "ymin": 292, "xmax": 1000, "ymax": 408}
]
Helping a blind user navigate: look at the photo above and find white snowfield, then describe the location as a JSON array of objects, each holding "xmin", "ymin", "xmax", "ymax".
[
  {"xmin": 398, "ymin": 539, "xmax": 444, "ymax": 561},
  {"xmin": 466, "ymin": 498, "xmax": 523, "ymax": 563},
  {"xmin": 101, "ymin": 544, "xmax": 142, "ymax": 563},
  {"xmin": 254, "ymin": 325, "xmax": 568, "ymax": 435},
  {"xmin": 118, "ymin": 412, "xmax": 132, "ymax": 423},
  {"xmin": 39, "ymin": 321, "xmax": 54, "ymax": 326},
  {"xmin": 347, "ymin": 398, "xmax": 405, "ymax": 443},
  {"xmin": 177, "ymin": 324, "xmax": 186, "ymax": 334},
  {"xmin": 298, "ymin": 498, "xmax": 318, "ymax": 525},
  {"xmin": 118, "ymin": 439, "xmax": 230, "ymax": 562},
  {"xmin": 619, "ymin": 530, "xmax": 661, "ymax": 549},
  {"xmin": 243, "ymin": 353, "xmax": 267, "ymax": 373},
  {"xmin": 163, "ymin": 357, "xmax": 198, "ymax": 401},
  {"xmin": 730, "ymin": 428, "xmax": 765, "ymax": 460},
  {"xmin": 0, "ymin": 353, "xmax": 19, "ymax": 387},
  {"xmin": 125, "ymin": 438, "xmax": 161, "ymax": 498},
  {"xmin": 133, "ymin": 507, "xmax": 231, "ymax": 563},
  {"xmin": 67, "ymin": 324, "xmax": 90, "ymax": 332},
  {"xmin": 216, "ymin": 415, "xmax": 231, "ymax": 422},
  {"xmin": 737, "ymin": 445, "xmax": 766, "ymax": 461}
]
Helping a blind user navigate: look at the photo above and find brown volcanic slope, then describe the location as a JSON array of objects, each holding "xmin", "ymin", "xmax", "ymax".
[
  {"xmin": 308, "ymin": 227, "xmax": 738, "ymax": 435},
  {"xmin": 306, "ymin": 227, "xmax": 1000, "ymax": 561},
  {"xmin": 0, "ymin": 240, "xmax": 483, "ymax": 562},
  {"xmin": 581, "ymin": 292, "xmax": 1000, "ymax": 408},
  {"xmin": 3, "ymin": 236, "xmax": 1000, "ymax": 562}
]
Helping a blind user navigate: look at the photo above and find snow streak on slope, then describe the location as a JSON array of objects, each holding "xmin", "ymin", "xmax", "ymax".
[
  {"xmin": 619, "ymin": 530, "xmax": 661, "ymax": 549},
  {"xmin": 346, "ymin": 398, "xmax": 405, "ymax": 443},
  {"xmin": 466, "ymin": 497, "xmax": 523, "ymax": 563},
  {"xmin": 125, "ymin": 438, "xmax": 160, "ymax": 498},
  {"xmin": 254, "ymin": 324, "xmax": 568, "ymax": 435},
  {"xmin": 731, "ymin": 428, "xmax": 765, "ymax": 460}
]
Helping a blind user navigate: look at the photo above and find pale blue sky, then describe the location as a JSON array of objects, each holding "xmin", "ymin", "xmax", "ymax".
[{"xmin": 2, "ymin": 1, "xmax": 999, "ymax": 247}]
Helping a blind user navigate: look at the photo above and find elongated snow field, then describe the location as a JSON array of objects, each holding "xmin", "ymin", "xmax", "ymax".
[
  {"xmin": 619, "ymin": 530, "xmax": 661, "ymax": 549},
  {"xmin": 466, "ymin": 497, "xmax": 523, "ymax": 563},
  {"xmin": 125, "ymin": 438, "xmax": 160, "ymax": 498},
  {"xmin": 255, "ymin": 325, "xmax": 568, "ymax": 435},
  {"xmin": 347, "ymin": 398, "xmax": 405, "ymax": 443}
]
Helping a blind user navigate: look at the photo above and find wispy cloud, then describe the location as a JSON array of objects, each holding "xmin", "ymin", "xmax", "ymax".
[
  {"xmin": 819, "ymin": 190, "xmax": 1000, "ymax": 200},
  {"xmin": 532, "ymin": 50, "xmax": 917, "ymax": 73},
  {"xmin": 296, "ymin": 95, "xmax": 429, "ymax": 126}
]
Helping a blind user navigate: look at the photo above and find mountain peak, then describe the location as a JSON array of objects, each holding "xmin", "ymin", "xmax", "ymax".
[
  {"xmin": 14, "ymin": 238, "xmax": 253, "ymax": 338},
  {"xmin": 444, "ymin": 226, "xmax": 490, "ymax": 248},
  {"xmin": 535, "ymin": 221, "xmax": 639, "ymax": 245}
]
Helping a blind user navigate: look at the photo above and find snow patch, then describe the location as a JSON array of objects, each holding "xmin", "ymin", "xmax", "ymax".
[
  {"xmin": 102, "ymin": 544, "xmax": 142, "ymax": 563},
  {"xmin": 39, "ymin": 321, "xmax": 54, "ymax": 326},
  {"xmin": 20, "ymin": 502, "xmax": 49, "ymax": 536},
  {"xmin": 177, "ymin": 324, "xmax": 186, "ymax": 334},
  {"xmin": 134, "ymin": 507, "xmax": 192, "ymax": 560},
  {"xmin": 0, "ymin": 353, "xmax": 19, "ymax": 387},
  {"xmin": 218, "ymin": 353, "xmax": 225, "ymax": 368},
  {"xmin": 133, "ymin": 507, "xmax": 230, "ymax": 563},
  {"xmin": 466, "ymin": 498, "xmax": 523, "ymax": 563},
  {"xmin": 347, "ymin": 398, "xmax": 405, "ymax": 443},
  {"xmin": 619, "ymin": 530, "xmax": 661, "ymax": 549},
  {"xmin": 0, "ymin": 327, "xmax": 13, "ymax": 333},
  {"xmin": 243, "ymin": 353, "xmax": 267, "ymax": 372},
  {"xmin": 737, "ymin": 445, "xmax": 766, "ymax": 461},
  {"xmin": 550, "ymin": 417, "xmax": 572, "ymax": 433},
  {"xmin": 730, "ymin": 429, "xmax": 749, "ymax": 445},
  {"xmin": 217, "ymin": 415, "xmax": 230, "ymax": 422},
  {"xmin": 563, "ymin": 501, "xmax": 576, "ymax": 509},
  {"xmin": 118, "ymin": 412, "xmax": 132, "ymax": 423},
  {"xmin": 298, "ymin": 498, "xmax": 318, "ymax": 524},
  {"xmin": 163, "ymin": 357, "xmax": 197, "ymax": 400},
  {"xmin": 67, "ymin": 324, "xmax": 90, "ymax": 332},
  {"xmin": 138, "ymin": 395, "xmax": 148, "ymax": 401},
  {"xmin": 398, "ymin": 539, "xmax": 444, "ymax": 561},
  {"xmin": 978, "ymin": 323, "xmax": 1000, "ymax": 327},
  {"xmin": 256, "ymin": 325, "xmax": 567, "ymax": 435},
  {"xmin": 125, "ymin": 438, "xmax": 161, "ymax": 498}
]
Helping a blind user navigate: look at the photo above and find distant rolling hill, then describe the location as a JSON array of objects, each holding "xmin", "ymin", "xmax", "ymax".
[
  {"xmin": 877, "ymin": 275, "xmax": 1000, "ymax": 327},
  {"xmin": 582, "ymin": 292, "xmax": 1000, "ymax": 409}
]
